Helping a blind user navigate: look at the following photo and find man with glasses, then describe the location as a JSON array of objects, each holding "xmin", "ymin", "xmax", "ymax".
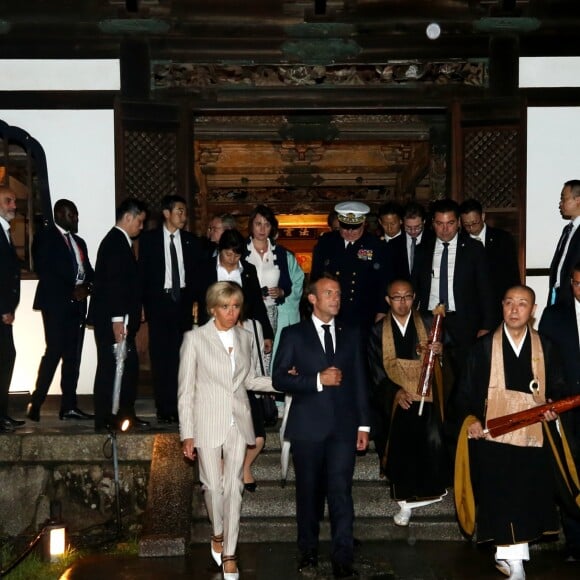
[
  {"xmin": 399, "ymin": 201, "xmax": 433, "ymax": 279},
  {"xmin": 368, "ymin": 280, "xmax": 449, "ymax": 503},
  {"xmin": 311, "ymin": 201, "xmax": 391, "ymax": 333},
  {"xmin": 539, "ymin": 262, "xmax": 580, "ymax": 562},
  {"xmin": 547, "ymin": 179, "xmax": 580, "ymax": 306},
  {"xmin": 459, "ymin": 198, "xmax": 520, "ymax": 326},
  {"xmin": 205, "ymin": 213, "xmax": 236, "ymax": 258}
]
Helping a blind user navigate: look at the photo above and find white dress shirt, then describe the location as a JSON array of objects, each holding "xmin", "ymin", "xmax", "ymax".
[
  {"xmin": 163, "ymin": 227, "xmax": 185, "ymax": 290},
  {"xmin": 428, "ymin": 234, "xmax": 458, "ymax": 311}
]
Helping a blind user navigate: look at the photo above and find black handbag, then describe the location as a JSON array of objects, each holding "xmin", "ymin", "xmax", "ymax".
[{"xmin": 251, "ymin": 319, "xmax": 278, "ymax": 427}]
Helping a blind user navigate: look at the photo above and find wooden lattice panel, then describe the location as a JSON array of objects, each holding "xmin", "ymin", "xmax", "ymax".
[
  {"xmin": 462, "ymin": 127, "xmax": 519, "ymax": 208},
  {"xmin": 123, "ymin": 129, "xmax": 178, "ymax": 213}
]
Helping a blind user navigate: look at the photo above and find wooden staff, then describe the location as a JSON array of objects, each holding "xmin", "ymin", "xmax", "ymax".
[
  {"xmin": 416, "ymin": 304, "xmax": 445, "ymax": 416},
  {"xmin": 485, "ymin": 394, "xmax": 580, "ymax": 438}
]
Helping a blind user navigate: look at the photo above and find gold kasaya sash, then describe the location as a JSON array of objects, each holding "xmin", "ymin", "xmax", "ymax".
[
  {"xmin": 382, "ymin": 310, "xmax": 430, "ymax": 403},
  {"xmin": 485, "ymin": 325, "xmax": 546, "ymax": 447}
]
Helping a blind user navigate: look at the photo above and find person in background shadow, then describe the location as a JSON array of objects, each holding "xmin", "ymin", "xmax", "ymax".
[
  {"xmin": 88, "ymin": 198, "xmax": 149, "ymax": 433},
  {"xmin": 539, "ymin": 262, "xmax": 580, "ymax": 563},
  {"xmin": 0, "ymin": 187, "xmax": 25, "ymax": 432},
  {"xmin": 139, "ymin": 195, "xmax": 203, "ymax": 424},
  {"xmin": 273, "ymin": 274, "xmax": 370, "ymax": 579},
  {"xmin": 27, "ymin": 199, "xmax": 94, "ymax": 422}
]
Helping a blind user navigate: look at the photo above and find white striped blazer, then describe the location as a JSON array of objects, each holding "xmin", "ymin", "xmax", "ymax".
[{"xmin": 178, "ymin": 320, "xmax": 274, "ymax": 447}]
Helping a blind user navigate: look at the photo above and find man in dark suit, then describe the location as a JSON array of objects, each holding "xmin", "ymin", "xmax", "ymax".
[
  {"xmin": 88, "ymin": 198, "xmax": 148, "ymax": 432},
  {"xmin": 139, "ymin": 195, "xmax": 203, "ymax": 424},
  {"xmin": 413, "ymin": 198, "xmax": 494, "ymax": 397},
  {"xmin": 27, "ymin": 199, "xmax": 94, "ymax": 422},
  {"xmin": 0, "ymin": 187, "xmax": 25, "ymax": 432},
  {"xmin": 311, "ymin": 201, "xmax": 390, "ymax": 333},
  {"xmin": 539, "ymin": 262, "xmax": 580, "ymax": 562},
  {"xmin": 459, "ymin": 198, "xmax": 521, "ymax": 327},
  {"xmin": 548, "ymin": 179, "xmax": 580, "ymax": 306},
  {"xmin": 273, "ymin": 274, "xmax": 370, "ymax": 578}
]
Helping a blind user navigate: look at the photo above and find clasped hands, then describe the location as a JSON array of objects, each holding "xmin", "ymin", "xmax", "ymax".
[{"xmin": 288, "ymin": 365, "xmax": 342, "ymax": 386}]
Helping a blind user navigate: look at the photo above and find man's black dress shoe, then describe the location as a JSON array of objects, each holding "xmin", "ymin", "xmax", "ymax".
[
  {"xmin": 1, "ymin": 415, "xmax": 25, "ymax": 428},
  {"xmin": 297, "ymin": 551, "xmax": 318, "ymax": 573},
  {"xmin": 26, "ymin": 403, "xmax": 40, "ymax": 422},
  {"xmin": 127, "ymin": 416, "xmax": 150, "ymax": 429},
  {"xmin": 244, "ymin": 482, "xmax": 257, "ymax": 492},
  {"xmin": 60, "ymin": 408, "xmax": 94, "ymax": 420},
  {"xmin": 332, "ymin": 561, "xmax": 358, "ymax": 578}
]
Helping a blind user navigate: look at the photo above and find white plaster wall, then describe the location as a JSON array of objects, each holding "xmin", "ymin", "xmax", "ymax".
[
  {"xmin": 525, "ymin": 107, "xmax": 580, "ymax": 325},
  {"xmin": 0, "ymin": 109, "xmax": 115, "ymax": 395}
]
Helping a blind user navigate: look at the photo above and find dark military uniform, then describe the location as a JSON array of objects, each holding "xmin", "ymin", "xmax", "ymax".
[{"xmin": 311, "ymin": 230, "xmax": 390, "ymax": 332}]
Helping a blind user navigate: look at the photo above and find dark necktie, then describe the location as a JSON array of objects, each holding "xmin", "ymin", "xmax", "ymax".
[
  {"xmin": 439, "ymin": 242, "xmax": 449, "ymax": 307},
  {"xmin": 170, "ymin": 233, "xmax": 180, "ymax": 302},
  {"xmin": 410, "ymin": 237, "xmax": 417, "ymax": 273},
  {"xmin": 64, "ymin": 233, "xmax": 79, "ymax": 277},
  {"xmin": 551, "ymin": 223, "xmax": 574, "ymax": 281},
  {"xmin": 322, "ymin": 324, "xmax": 334, "ymax": 365}
]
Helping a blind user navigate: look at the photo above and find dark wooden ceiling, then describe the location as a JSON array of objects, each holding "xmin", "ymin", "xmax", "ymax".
[{"xmin": 0, "ymin": 1, "xmax": 579, "ymax": 61}]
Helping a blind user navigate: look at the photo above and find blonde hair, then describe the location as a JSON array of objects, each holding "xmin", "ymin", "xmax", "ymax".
[{"xmin": 205, "ymin": 281, "xmax": 244, "ymax": 315}]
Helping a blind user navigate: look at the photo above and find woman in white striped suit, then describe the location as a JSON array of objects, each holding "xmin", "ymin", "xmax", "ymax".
[{"xmin": 178, "ymin": 281, "xmax": 274, "ymax": 579}]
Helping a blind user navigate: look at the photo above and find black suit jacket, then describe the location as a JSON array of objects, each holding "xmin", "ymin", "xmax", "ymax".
[
  {"xmin": 272, "ymin": 318, "xmax": 370, "ymax": 442},
  {"xmin": 483, "ymin": 225, "xmax": 521, "ymax": 325},
  {"xmin": 0, "ymin": 230, "xmax": 20, "ymax": 315},
  {"xmin": 539, "ymin": 302, "xmax": 580, "ymax": 397},
  {"xmin": 139, "ymin": 227, "xmax": 202, "ymax": 330},
  {"xmin": 413, "ymin": 233, "xmax": 494, "ymax": 344},
  {"xmin": 549, "ymin": 225, "xmax": 580, "ymax": 306},
  {"xmin": 32, "ymin": 225, "xmax": 94, "ymax": 315},
  {"xmin": 87, "ymin": 227, "xmax": 142, "ymax": 338},
  {"xmin": 196, "ymin": 257, "xmax": 274, "ymax": 340}
]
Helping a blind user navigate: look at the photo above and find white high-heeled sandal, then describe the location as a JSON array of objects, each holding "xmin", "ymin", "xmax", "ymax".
[
  {"xmin": 222, "ymin": 554, "xmax": 239, "ymax": 580},
  {"xmin": 210, "ymin": 534, "xmax": 223, "ymax": 567}
]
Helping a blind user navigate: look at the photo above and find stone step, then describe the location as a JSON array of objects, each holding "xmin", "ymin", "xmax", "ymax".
[
  {"xmin": 190, "ymin": 514, "xmax": 464, "ymax": 544},
  {"xmin": 192, "ymin": 482, "xmax": 456, "ymax": 520},
  {"xmin": 244, "ymin": 448, "xmax": 383, "ymax": 483}
]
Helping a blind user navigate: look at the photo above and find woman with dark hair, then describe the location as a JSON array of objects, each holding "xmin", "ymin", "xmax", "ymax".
[
  {"xmin": 197, "ymin": 228, "xmax": 274, "ymax": 489},
  {"xmin": 245, "ymin": 204, "xmax": 302, "ymax": 370}
]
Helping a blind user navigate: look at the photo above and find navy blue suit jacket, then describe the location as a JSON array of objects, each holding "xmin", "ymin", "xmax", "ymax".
[
  {"xmin": 32, "ymin": 225, "xmax": 94, "ymax": 315},
  {"xmin": 272, "ymin": 318, "xmax": 370, "ymax": 442}
]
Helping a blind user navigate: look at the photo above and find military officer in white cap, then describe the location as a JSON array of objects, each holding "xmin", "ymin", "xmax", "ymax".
[{"xmin": 311, "ymin": 201, "xmax": 392, "ymax": 332}]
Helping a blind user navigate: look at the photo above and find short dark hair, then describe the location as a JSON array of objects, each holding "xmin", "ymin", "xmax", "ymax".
[
  {"xmin": 386, "ymin": 278, "xmax": 414, "ymax": 295},
  {"xmin": 116, "ymin": 198, "xmax": 148, "ymax": 222},
  {"xmin": 218, "ymin": 229, "xmax": 246, "ymax": 255},
  {"xmin": 53, "ymin": 198, "xmax": 77, "ymax": 217},
  {"xmin": 431, "ymin": 198, "xmax": 460, "ymax": 219},
  {"xmin": 564, "ymin": 180, "xmax": 580, "ymax": 198},
  {"xmin": 458, "ymin": 198, "xmax": 483, "ymax": 216},
  {"xmin": 307, "ymin": 272, "xmax": 339, "ymax": 297},
  {"xmin": 248, "ymin": 204, "xmax": 278, "ymax": 241},
  {"xmin": 378, "ymin": 201, "xmax": 403, "ymax": 220},
  {"xmin": 572, "ymin": 261, "xmax": 580, "ymax": 276},
  {"xmin": 161, "ymin": 195, "xmax": 186, "ymax": 212},
  {"xmin": 403, "ymin": 201, "xmax": 426, "ymax": 221}
]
